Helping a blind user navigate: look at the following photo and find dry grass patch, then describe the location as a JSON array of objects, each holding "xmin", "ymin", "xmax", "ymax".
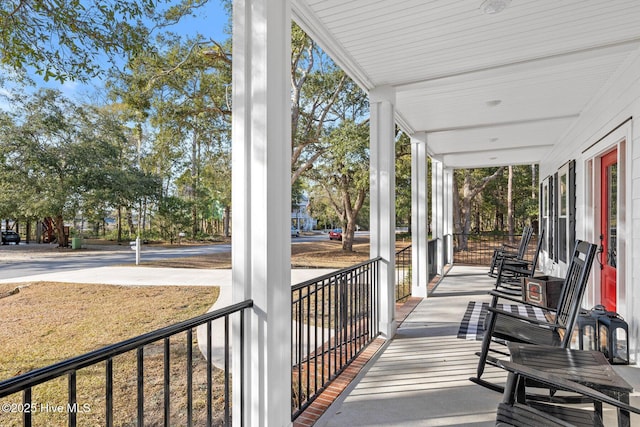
[
  {"xmin": 0, "ymin": 282, "xmax": 220, "ymax": 426},
  {"xmin": 140, "ymin": 238, "xmax": 411, "ymax": 270}
]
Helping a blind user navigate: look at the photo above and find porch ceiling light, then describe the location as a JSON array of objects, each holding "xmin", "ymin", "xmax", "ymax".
[{"xmin": 480, "ymin": 0, "xmax": 511, "ymax": 14}]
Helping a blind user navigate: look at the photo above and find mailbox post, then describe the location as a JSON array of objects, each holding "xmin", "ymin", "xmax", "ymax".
[{"xmin": 130, "ymin": 237, "xmax": 141, "ymax": 265}]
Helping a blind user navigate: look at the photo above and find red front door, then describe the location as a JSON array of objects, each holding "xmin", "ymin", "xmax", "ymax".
[{"xmin": 600, "ymin": 149, "xmax": 617, "ymax": 311}]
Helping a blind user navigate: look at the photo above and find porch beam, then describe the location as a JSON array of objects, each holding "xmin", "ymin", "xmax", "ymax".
[
  {"xmin": 231, "ymin": 0, "xmax": 292, "ymax": 425},
  {"xmin": 411, "ymin": 132, "xmax": 429, "ymax": 297},
  {"xmin": 370, "ymin": 85, "xmax": 397, "ymax": 339}
]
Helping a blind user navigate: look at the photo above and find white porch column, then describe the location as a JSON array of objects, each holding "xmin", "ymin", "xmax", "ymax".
[
  {"xmin": 444, "ymin": 167, "xmax": 454, "ymax": 266},
  {"xmin": 231, "ymin": 0, "xmax": 291, "ymax": 425},
  {"xmin": 432, "ymin": 158, "xmax": 445, "ymax": 275},
  {"xmin": 410, "ymin": 133, "xmax": 429, "ymax": 297},
  {"xmin": 369, "ymin": 85, "xmax": 397, "ymax": 339}
]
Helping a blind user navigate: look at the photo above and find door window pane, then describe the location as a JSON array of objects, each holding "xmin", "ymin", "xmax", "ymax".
[
  {"xmin": 607, "ymin": 163, "xmax": 617, "ymax": 268},
  {"xmin": 560, "ymin": 173, "xmax": 567, "ymax": 216}
]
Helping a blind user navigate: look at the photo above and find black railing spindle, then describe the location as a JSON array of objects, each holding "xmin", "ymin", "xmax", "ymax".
[
  {"xmin": 395, "ymin": 245, "xmax": 411, "ymax": 301},
  {"xmin": 68, "ymin": 371, "xmax": 77, "ymax": 427},
  {"xmin": 163, "ymin": 337, "xmax": 170, "ymax": 427},
  {"xmin": 106, "ymin": 358, "xmax": 113, "ymax": 427},
  {"xmin": 186, "ymin": 329, "xmax": 193, "ymax": 427},
  {"xmin": 206, "ymin": 321, "xmax": 212, "ymax": 427},
  {"xmin": 137, "ymin": 347, "xmax": 144, "ymax": 426}
]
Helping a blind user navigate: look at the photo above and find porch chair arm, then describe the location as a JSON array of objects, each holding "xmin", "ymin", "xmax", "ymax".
[
  {"xmin": 496, "ymin": 250, "xmax": 518, "ymax": 257},
  {"xmin": 488, "ymin": 289, "xmax": 557, "ymax": 312},
  {"xmin": 487, "ymin": 306, "xmax": 561, "ymax": 330},
  {"xmin": 501, "ymin": 243, "xmax": 519, "ymax": 250},
  {"xmin": 500, "ymin": 259, "xmax": 532, "ymax": 272}
]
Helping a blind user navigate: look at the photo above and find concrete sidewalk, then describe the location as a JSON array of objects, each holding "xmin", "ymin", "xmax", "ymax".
[{"xmin": 0, "ymin": 265, "xmax": 335, "ymax": 288}]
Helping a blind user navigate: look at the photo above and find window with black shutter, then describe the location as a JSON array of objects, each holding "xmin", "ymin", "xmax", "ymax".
[
  {"xmin": 556, "ymin": 161, "xmax": 577, "ymax": 264},
  {"xmin": 540, "ymin": 179, "xmax": 549, "ymax": 252}
]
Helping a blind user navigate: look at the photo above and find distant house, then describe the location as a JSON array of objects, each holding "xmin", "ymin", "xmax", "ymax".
[{"xmin": 291, "ymin": 195, "xmax": 316, "ymax": 231}]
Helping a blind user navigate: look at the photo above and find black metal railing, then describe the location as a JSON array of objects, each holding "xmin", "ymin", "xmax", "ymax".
[
  {"xmin": 428, "ymin": 238, "xmax": 439, "ymax": 280},
  {"xmin": 291, "ymin": 258, "xmax": 381, "ymax": 419},
  {"xmin": 395, "ymin": 245, "xmax": 411, "ymax": 301},
  {"xmin": 0, "ymin": 300, "xmax": 253, "ymax": 427},
  {"xmin": 453, "ymin": 232, "xmax": 539, "ymax": 265}
]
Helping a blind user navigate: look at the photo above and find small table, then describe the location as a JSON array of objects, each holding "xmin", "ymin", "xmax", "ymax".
[{"xmin": 508, "ymin": 343, "xmax": 633, "ymax": 427}]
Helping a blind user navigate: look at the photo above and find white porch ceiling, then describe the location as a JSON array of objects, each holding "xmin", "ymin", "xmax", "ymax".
[{"xmin": 292, "ymin": 0, "xmax": 640, "ymax": 168}]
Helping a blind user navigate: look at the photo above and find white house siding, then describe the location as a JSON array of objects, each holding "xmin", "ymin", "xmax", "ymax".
[{"xmin": 539, "ymin": 48, "xmax": 640, "ymax": 364}]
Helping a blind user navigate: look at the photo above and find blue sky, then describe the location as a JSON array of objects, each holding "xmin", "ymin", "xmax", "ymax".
[{"xmin": 1, "ymin": 0, "xmax": 230, "ymax": 105}]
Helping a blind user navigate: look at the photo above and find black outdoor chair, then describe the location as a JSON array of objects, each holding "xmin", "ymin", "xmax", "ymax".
[
  {"xmin": 488, "ymin": 226, "xmax": 534, "ymax": 277},
  {"xmin": 493, "ymin": 229, "xmax": 545, "ymax": 296},
  {"xmin": 470, "ymin": 240, "xmax": 597, "ymax": 392},
  {"xmin": 495, "ymin": 361, "xmax": 640, "ymax": 426}
]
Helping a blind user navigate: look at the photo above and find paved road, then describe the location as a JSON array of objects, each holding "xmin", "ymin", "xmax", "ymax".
[
  {"xmin": 0, "ymin": 243, "xmax": 232, "ymax": 280},
  {"xmin": 0, "ymin": 232, "xmax": 337, "ymax": 280}
]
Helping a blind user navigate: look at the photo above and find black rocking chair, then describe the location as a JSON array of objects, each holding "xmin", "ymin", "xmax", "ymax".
[
  {"xmin": 470, "ymin": 240, "xmax": 597, "ymax": 392},
  {"xmin": 493, "ymin": 229, "xmax": 545, "ymax": 296},
  {"xmin": 488, "ymin": 226, "xmax": 534, "ymax": 277}
]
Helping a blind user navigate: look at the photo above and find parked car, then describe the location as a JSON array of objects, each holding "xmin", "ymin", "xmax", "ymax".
[
  {"xmin": 291, "ymin": 226, "xmax": 300, "ymax": 237},
  {"xmin": 1, "ymin": 231, "xmax": 20, "ymax": 245},
  {"xmin": 329, "ymin": 228, "xmax": 342, "ymax": 241}
]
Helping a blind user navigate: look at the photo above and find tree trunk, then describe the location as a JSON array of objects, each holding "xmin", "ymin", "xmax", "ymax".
[
  {"xmin": 507, "ymin": 165, "xmax": 514, "ymax": 243},
  {"xmin": 54, "ymin": 214, "xmax": 68, "ymax": 248},
  {"xmin": 531, "ymin": 164, "xmax": 537, "ymax": 199},
  {"xmin": 342, "ymin": 220, "xmax": 355, "ymax": 251},
  {"xmin": 454, "ymin": 167, "xmax": 505, "ymax": 250},
  {"xmin": 127, "ymin": 208, "xmax": 135, "ymax": 236},
  {"xmin": 223, "ymin": 205, "xmax": 230, "ymax": 238},
  {"xmin": 191, "ymin": 126, "xmax": 200, "ymax": 238},
  {"xmin": 473, "ymin": 206, "xmax": 480, "ymax": 233},
  {"xmin": 452, "ymin": 175, "xmax": 464, "ymax": 250},
  {"xmin": 117, "ymin": 206, "xmax": 122, "ymax": 242},
  {"xmin": 340, "ymin": 187, "xmax": 366, "ymax": 252}
]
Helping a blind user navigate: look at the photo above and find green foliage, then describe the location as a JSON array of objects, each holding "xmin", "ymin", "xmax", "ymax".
[
  {"xmin": 291, "ymin": 23, "xmax": 353, "ymax": 185},
  {"xmin": 0, "ymin": 89, "xmax": 161, "ymax": 231},
  {"xmin": 395, "ymin": 132, "xmax": 412, "ymax": 227},
  {"xmin": 454, "ymin": 165, "xmax": 538, "ymax": 234},
  {"xmin": 157, "ymin": 196, "xmax": 192, "ymax": 243},
  {"xmin": 107, "ymin": 32, "xmax": 232, "ymax": 238},
  {"xmin": 312, "ymin": 114, "xmax": 369, "ymax": 249},
  {"xmin": 0, "ymin": 0, "xmax": 160, "ymax": 82}
]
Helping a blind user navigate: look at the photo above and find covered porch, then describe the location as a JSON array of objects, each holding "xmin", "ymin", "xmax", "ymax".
[{"xmin": 232, "ymin": 0, "xmax": 640, "ymax": 424}]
